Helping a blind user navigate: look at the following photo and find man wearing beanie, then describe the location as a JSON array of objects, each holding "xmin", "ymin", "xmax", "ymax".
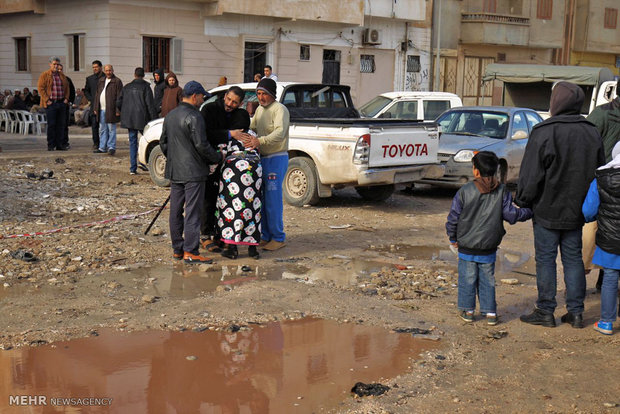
[
  {"xmin": 517, "ymin": 81, "xmax": 605, "ymax": 329},
  {"xmin": 240, "ymin": 77, "xmax": 289, "ymax": 251}
]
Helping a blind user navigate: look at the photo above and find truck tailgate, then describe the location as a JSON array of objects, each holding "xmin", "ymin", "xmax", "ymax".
[{"xmin": 368, "ymin": 126, "xmax": 439, "ymax": 168}]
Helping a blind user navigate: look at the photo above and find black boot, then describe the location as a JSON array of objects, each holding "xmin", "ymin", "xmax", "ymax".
[
  {"xmin": 561, "ymin": 312, "xmax": 584, "ymax": 328},
  {"xmin": 520, "ymin": 308, "xmax": 556, "ymax": 327},
  {"xmin": 248, "ymin": 245, "xmax": 260, "ymax": 260},
  {"xmin": 221, "ymin": 245, "xmax": 238, "ymax": 260}
]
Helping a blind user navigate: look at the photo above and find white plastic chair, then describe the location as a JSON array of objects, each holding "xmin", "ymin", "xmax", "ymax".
[
  {"xmin": 34, "ymin": 112, "xmax": 47, "ymax": 135},
  {"xmin": 17, "ymin": 110, "xmax": 35, "ymax": 135},
  {"xmin": 0, "ymin": 110, "xmax": 8, "ymax": 132},
  {"xmin": 6, "ymin": 110, "xmax": 19, "ymax": 134}
]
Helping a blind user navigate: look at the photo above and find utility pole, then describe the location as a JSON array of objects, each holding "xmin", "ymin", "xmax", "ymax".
[{"xmin": 434, "ymin": 0, "xmax": 442, "ymax": 91}]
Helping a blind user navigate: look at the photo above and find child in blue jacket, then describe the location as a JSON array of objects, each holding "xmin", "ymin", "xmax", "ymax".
[
  {"xmin": 446, "ymin": 151, "xmax": 532, "ymax": 325},
  {"xmin": 582, "ymin": 142, "xmax": 620, "ymax": 335}
]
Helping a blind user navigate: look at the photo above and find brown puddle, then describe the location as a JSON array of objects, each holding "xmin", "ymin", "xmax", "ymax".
[
  {"xmin": 370, "ymin": 244, "xmax": 534, "ymax": 276},
  {"xmin": 0, "ymin": 318, "xmax": 438, "ymax": 413}
]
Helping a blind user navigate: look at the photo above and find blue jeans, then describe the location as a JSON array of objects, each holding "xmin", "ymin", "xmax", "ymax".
[
  {"xmin": 261, "ymin": 153, "xmax": 288, "ymax": 243},
  {"xmin": 600, "ymin": 268, "xmax": 619, "ymax": 323},
  {"xmin": 458, "ymin": 258, "xmax": 496, "ymax": 314},
  {"xmin": 533, "ymin": 223, "xmax": 585, "ymax": 314},
  {"xmin": 128, "ymin": 129, "xmax": 139, "ymax": 172},
  {"xmin": 99, "ymin": 110, "xmax": 117, "ymax": 151}
]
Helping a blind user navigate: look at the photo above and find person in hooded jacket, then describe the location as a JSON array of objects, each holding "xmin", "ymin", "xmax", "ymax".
[
  {"xmin": 582, "ymin": 142, "xmax": 620, "ymax": 335},
  {"xmin": 153, "ymin": 68, "xmax": 165, "ymax": 116},
  {"xmin": 517, "ymin": 81, "xmax": 605, "ymax": 329},
  {"xmin": 160, "ymin": 72, "xmax": 183, "ymax": 117}
]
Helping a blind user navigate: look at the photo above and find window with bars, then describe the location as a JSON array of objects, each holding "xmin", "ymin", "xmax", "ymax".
[
  {"xmin": 360, "ymin": 55, "xmax": 375, "ymax": 73},
  {"xmin": 15, "ymin": 37, "xmax": 29, "ymax": 72},
  {"xmin": 605, "ymin": 8, "xmax": 618, "ymax": 29},
  {"xmin": 300, "ymin": 44, "xmax": 310, "ymax": 61},
  {"xmin": 143, "ymin": 37, "xmax": 170, "ymax": 72},
  {"xmin": 537, "ymin": 0, "xmax": 552, "ymax": 20},
  {"xmin": 406, "ymin": 55, "xmax": 421, "ymax": 73},
  {"xmin": 66, "ymin": 34, "xmax": 85, "ymax": 71},
  {"xmin": 483, "ymin": 0, "xmax": 497, "ymax": 13}
]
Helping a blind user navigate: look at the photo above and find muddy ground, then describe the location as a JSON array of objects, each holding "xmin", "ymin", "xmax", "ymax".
[{"xmin": 0, "ymin": 131, "xmax": 619, "ymax": 413}]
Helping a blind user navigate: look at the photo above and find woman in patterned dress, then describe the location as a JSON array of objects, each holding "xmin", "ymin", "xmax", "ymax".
[{"xmin": 216, "ymin": 135, "xmax": 262, "ymax": 259}]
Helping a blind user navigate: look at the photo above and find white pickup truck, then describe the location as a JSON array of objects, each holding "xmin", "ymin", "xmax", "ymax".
[{"xmin": 138, "ymin": 82, "xmax": 443, "ymax": 206}]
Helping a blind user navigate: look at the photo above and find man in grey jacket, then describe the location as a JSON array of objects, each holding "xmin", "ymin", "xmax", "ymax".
[
  {"xmin": 160, "ymin": 81, "xmax": 221, "ymax": 264},
  {"xmin": 117, "ymin": 67, "xmax": 157, "ymax": 174}
]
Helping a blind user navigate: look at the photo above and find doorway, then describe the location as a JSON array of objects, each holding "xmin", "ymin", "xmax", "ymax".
[
  {"xmin": 322, "ymin": 49, "xmax": 341, "ymax": 84},
  {"xmin": 244, "ymin": 42, "xmax": 267, "ymax": 83}
]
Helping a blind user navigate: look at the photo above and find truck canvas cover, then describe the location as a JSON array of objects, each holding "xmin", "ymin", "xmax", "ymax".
[
  {"xmin": 482, "ymin": 64, "xmax": 615, "ymax": 113},
  {"xmin": 482, "ymin": 64, "xmax": 614, "ymax": 85}
]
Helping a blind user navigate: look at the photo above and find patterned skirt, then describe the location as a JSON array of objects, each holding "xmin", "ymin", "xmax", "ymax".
[{"xmin": 216, "ymin": 150, "xmax": 262, "ymax": 246}]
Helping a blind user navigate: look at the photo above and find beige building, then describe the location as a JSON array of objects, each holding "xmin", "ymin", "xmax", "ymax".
[
  {"xmin": 0, "ymin": 0, "xmax": 433, "ymax": 107},
  {"xmin": 432, "ymin": 0, "xmax": 620, "ymax": 105}
]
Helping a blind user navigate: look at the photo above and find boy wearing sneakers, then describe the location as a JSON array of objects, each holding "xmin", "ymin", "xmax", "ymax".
[
  {"xmin": 582, "ymin": 142, "xmax": 620, "ymax": 335},
  {"xmin": 446, "ymin": 151, "xmax": 533, "ymax": 325}
]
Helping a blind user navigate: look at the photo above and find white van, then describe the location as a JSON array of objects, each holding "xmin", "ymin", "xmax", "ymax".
[{"xmin": 358, "ymin": 91, "xmax": 463, "ymax": 121}]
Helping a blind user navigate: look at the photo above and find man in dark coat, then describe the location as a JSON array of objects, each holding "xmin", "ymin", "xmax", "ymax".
[
  {"xmin": 84, "ymin": 60, "xmax": 104, "ymax": 149},
  {"xmin": 153, "ymin": 68, "xmax": 166, "ymax": 116},
  {"xmin": 585, "ymin": 88, "xmax": 620, "ymax": 290},
  {"xmin": 117, "ymin": 67, "xmax": 157, "ymax": 174},
  {"xmin": 93, "ymin": 64, "xmax": 123, "ymax": 155},
  {"xmin": 199, "ymin": 86, "xmax": 250, "ymax": 246},
  {"xmin": 160, "ymin": 81, "xmax": 221, "ymax": 264},
  {"xmin": 58, "ymin": 63, "xmax": 75, "ymax": 149},
  {"xmin": 517, "ymin": 81, "xmax": 605, "ymax": 329}
]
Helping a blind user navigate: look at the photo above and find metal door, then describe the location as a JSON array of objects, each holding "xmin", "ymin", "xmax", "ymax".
[{"xmin": 322, "ymin": 50, "xmax": 341, "ymax": 84}]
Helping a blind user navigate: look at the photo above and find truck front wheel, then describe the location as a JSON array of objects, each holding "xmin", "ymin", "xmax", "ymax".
[
  {"xmin": 355, "ymin": 184, "xmax": 394, "ymax": 202},
  {"xmin": 148, "ymin": 145, "xmax": 170, "ymax": 187},
  {"xmin": 284, "ymin": 157, "xmax": 320, "ymax": 206}
]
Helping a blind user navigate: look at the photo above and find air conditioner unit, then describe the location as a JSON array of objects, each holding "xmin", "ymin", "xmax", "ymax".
[{"xmin": 362, "ymin": 28, "xmax": 382, "ymax": 45}]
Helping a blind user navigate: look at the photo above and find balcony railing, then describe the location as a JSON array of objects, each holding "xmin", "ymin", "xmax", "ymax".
[{"xmin": 462, "ymin": 13, "xmax": 529, "ymax": 25}]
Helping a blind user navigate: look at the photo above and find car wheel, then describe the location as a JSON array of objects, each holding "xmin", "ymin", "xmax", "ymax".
[
  {"xmin": 355, "ymin": 184, "xmax": 395, "ymax": 202},
  {"xmin": 148, "ymin": 145, "xmax": 170, "ymax": 187},
  {"xmin": 284, "ymin": 157, "xmax": 320, "ymax": 207}
]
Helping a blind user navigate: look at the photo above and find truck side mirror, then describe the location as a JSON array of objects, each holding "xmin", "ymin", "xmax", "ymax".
[{"xmin": 511, "ymin": 130, "xmax": 528, "ymax": 140}]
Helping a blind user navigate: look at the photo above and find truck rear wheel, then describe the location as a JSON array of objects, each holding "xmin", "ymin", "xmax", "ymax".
[
  {"xmin": 284, "ymin": 157, "xmax": 320, "ymax": 207},
  {"xmin": 148, "ymin": 145, "xmax": 170, "ymax": 187},
  {"xmin": 355, "ymin": 184, "xmax": 394, "ymax": 202}
]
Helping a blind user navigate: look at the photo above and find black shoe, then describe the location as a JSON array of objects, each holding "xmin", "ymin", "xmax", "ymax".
[
  {"xmin": 47, "ymin": 147, "xmax": 55, "ymax": 151},
  {"xmin": 108, "ymin": 149, "xmax": 116, "ymax": 156},
  {"xmin": 56, "ymin": 146, "xmax": 69, "ymax": 151},
  {"xmin": 221, "ymin": 245, "xmax": 238, "ymax": 260},
  {"xmin": 520, "ymin": 308, "xmax": 556, "ymax": 327},
  {"xmin": 560, "ymin": 312, "xmax": 584, "ymax": 328},
  {"xmin": 248, "ymin": 245, "xmax": 260, "ymax": 260},
  {"xmin": 93, "ymin": 149, "xmax": 106, "ymax": 153}
]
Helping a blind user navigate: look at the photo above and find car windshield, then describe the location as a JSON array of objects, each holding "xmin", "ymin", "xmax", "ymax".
[
  {"xmin": 358, "ymin": 96, "xmax": 392, "ymax": 117},
  {"xmin": 437, "ymin": 110, "xmax": 510, "ymax": 139}
]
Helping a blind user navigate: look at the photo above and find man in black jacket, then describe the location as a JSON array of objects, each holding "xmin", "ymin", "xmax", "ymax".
[
  {"xmin": 117, "ymin": 67, "xmax": 157, "ymax": 174},
  {"xmin": 58, "ymin": 63, "xmax": 75, "ymax": 149},
  {"xmin": 153, "ymin": 68, "xmax": 165, "ymax": 116},
  {"xmin": 160, "ymin": 81, "xmax": 221, "ymax": 264},
  {"xmin": 84, "ymin": 60, "xmax": 104, "ymax": 149},
  {"xmin": 516, "ymin": 81, "xmax": 605, "ymax": 329},
  {"xmin": 199, "ymin": 86, "xmax": 250, "ymax": 245}
]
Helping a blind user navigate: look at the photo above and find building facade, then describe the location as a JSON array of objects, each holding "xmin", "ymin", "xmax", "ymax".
[{"xmin": 0, "ymin": 0, "xmax": 432, "ymax": 107}]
